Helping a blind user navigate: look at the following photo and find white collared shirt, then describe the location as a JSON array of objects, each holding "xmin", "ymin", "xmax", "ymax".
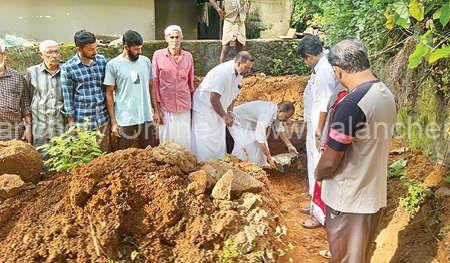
[
  {"xmin": 304, "ymin": 52, "xmax": 339, "ymax": 127},
  {"xmin": 232, "ymin": 100, "xmax": 285, "ymax": 143},
  {"xmin": 193, "ymin": 60, "xmax": 243, "ymax": 113}
]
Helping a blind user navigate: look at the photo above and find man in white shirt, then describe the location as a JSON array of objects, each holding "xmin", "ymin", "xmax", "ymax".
[
  {"xmin": 191, "ymin": 51, "xmax": 254, "ymax": 161},
  {"xmin": 298, "ymin": 35, "xmax": 339, "ymax": 228},
  {"xmin": 228, "ymin": 100, "xmax": 298, "ymax": 167}
]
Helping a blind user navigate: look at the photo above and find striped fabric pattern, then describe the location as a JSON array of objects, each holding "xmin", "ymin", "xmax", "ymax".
[{"xmin": 26, "ymin": 63, "xmax": 66, "ymax": 146}]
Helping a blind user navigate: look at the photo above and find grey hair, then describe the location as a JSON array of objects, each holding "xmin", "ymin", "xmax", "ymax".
[
  {"xmin": 164, "ymin": 25, "xmax": 183, "ymax": 36},
  {"xmin": 327, "ymin": 39, "xmax": 370, "ymax": 73},
  {"xmin": 39, "ymin": 40, "xmax": 58, "ymax": 54},
  {"xmin": 235, "ymin": 51, "xmax": 254, "ymax": 63}
]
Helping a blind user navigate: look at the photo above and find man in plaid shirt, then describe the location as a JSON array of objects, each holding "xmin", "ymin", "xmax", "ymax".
[
  {"xmin": 61, "ymin": 30, "xmax": 110, "ymax": 151},
  {"xmin": 0, "ymin": 39, "xmax": 32, "ymax": 143}
]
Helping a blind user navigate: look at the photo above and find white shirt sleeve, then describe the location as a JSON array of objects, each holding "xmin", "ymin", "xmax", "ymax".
[{"xmin": 314, "ymin": 67, "xmax": 337, "ymax": 113}]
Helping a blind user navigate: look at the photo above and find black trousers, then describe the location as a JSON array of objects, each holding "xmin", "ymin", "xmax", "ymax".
[{"xmin": 115, "ymin": 122, "xmax": 156, "ymax": 150}]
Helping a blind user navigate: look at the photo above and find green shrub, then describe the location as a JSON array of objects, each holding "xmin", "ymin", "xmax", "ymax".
[
  {"xmin": 400, "ymin": 179, "xmax": 432, "ymax": 214},
  {"xmin": 38, "ymin": 125, "xmax": 104, "ymax": 173},
  {"xmin": 388, "ymin": 158, "xmax": 408, "ymax": 178},
  {"xmin": 220, "ymin": 239, "xmax": 241, "ymax": 263}
]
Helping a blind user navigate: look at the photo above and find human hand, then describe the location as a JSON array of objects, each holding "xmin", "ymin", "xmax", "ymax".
[
  {"xmin": 224, "ymin": 113, "xmax": 234, "ymax": 127},
  {"xmin": 267, "ymin": 156, "xmax": 276, "ymax": 169},
  {"xmin": 217, "ymin": 8, "xmax": 225, "ymax": 20},
  {"xmin": 287, "ymin": 143, "xmax": 298, "ymax": 154},
  {"xmin": 111, "ymin": 121, "xmax": 121, "ymax": 138},
  {"xmin": 22, "ymin": 125, "xmax": 32, "ymax": 144},
  {"xmin": 157, "ymin": 110, "xmax": 164, "ymax": 126}
]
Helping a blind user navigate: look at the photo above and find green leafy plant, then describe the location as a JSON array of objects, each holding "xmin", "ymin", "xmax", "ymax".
[
  {"xmin": 286, "ymin": 41, "xmax": 310, "ymax": 75},
  {"xmin": 220, "ymin": 239, "xmax": 241, "ymax": 263},
  {"xmin": 384, "ymin": 0, "xmax": 450, "ymax": 68},
  {"xmin": 400, "ymin": 179, "xmax": 432, "ymax": 214},
  {"xmin": 388, "ymin": 158, "xmax": 408, "ymax": 178},
  {"xmin": 38, "ymin": 125, "xmax": 104, "ymax": 173},
  {"xmin": 270, "ymin": 58, "xmax": 285, "ymax": 76}
]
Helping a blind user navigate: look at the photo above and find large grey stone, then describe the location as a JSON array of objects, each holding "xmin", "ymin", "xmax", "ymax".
[{"xmin": 211, "ymin": 169, "xmax": 264, "ymax": 200}]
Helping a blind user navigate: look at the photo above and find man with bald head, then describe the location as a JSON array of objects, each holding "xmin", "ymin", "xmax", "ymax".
[
  {"xmin": 315, "ymin": 39, "xmax": 396, "ymax": 262},
  {"xmin": 26, "ymin": 40, "xmax": 66, "ymax": 149},
  {"xmin": 191, "ymin": 51, "xmax": 254, "ymax": 161}
]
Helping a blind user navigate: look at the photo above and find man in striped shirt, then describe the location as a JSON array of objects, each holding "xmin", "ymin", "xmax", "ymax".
[{"xmin": 26, "ymin": 40, "xmax": 66, "ymax": 149}]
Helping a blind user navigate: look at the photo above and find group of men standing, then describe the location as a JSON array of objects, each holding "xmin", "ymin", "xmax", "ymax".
[{"xmin": 0, "ymin": 22, "xmax": 297, "ymax": 165}]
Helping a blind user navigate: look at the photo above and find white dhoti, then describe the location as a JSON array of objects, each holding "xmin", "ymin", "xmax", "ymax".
[
  {"xmin": 158, "ymin": 110, "xmax": 191, "ymax": 151},
  {"xmin": 191, "ymin": 110, "xmax": 226, "ymax": 162},
  {"xmin": 306, "ymin": 120, "xmax": 320, "ymax": 196},
  {"xmin": 306, "ymin": 120, "xmax": 326, "ymax": 225},
  {"xmin": 222, "ymin": 20, "xmax": 246, "ymax": 46},
  {"xmin": 228, "ymin": 125, "xmax": 268, "ymax": 166}
]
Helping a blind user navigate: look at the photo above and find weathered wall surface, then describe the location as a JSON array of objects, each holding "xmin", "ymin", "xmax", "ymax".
[
  {"xmin": 155, "ymin": 0, "xmax": 199, "ymax": 40},
  {"xmin": 251, "ymin": 0, "xmax": 294, "ymax": 38},
  {"xmin": 374, "ymin": 37, "xmax": 450, "ymax": 166},
  {"xmin": 7, "ymin": 39, "xmax": 296, "ymax": 76}
]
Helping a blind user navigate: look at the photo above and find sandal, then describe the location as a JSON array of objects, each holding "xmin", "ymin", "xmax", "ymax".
[
  {"xmin": 299, "ymin": 206, "xmax": 310, "ymax": 215},
  {"xmin": 301, "ymin": 217, "xmax": 321, "ymax": 229},
  {"xmin": 319, "ymin": 250, "xmax": 332, "ymax": 259}
]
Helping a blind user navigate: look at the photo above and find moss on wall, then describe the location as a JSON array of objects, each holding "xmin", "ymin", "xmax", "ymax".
[
  {"xmin": 380, "ymin": 40, "xmax": 450, "ymax": 166},
  {"xmin": 6, "ymin": 39, "xmax": 305, "ymax": 76}
]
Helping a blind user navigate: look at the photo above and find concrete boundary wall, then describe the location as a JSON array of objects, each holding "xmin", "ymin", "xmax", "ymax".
[{"xmin": 7, "ymin": 39, "xmax": 296, "ymax": 76}]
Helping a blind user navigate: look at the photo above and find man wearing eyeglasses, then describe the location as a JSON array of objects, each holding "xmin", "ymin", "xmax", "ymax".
[
  {"xmin": 209, "ymin": 0, "xmax": 250, "ymax": 63},
  {"xmin": 152, "ymin": 25, "xmax": 194, "ymax": 151},
  {"xmin": 0, "ymin": 39, "xmax": 32, "ymax": 143},
  {"xmin": 26, "ymin": 40, "xmax": 66, "ymax": 149}
]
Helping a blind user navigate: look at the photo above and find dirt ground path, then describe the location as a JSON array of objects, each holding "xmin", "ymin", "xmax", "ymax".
[{"xmin": 268, "ymin": 167, "xmax": 328, "ymax": 262}]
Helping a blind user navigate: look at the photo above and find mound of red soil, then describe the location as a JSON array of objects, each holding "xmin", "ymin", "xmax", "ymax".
[
  {"xmin": 0, "ymin": 140, "xmax": 43, "ymax": 184},
  {"xmin": 0, "ymin": 142, "xmax": 284, "ymax": 262}
]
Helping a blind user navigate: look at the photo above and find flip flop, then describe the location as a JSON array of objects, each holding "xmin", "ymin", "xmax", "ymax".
[
  {"xmin": 301, "ymin": 217, "xmax": 321, "ymax": 229},
  {"xmin": 299, "ymin": 206, "xmax": 310, "ymax": 215},
  {"xmin": 319, "ymin": 250, "xmax": 332, "ymax": 259}
]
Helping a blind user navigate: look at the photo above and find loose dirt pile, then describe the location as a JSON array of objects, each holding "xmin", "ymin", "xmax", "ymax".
[
  {"xmin": 236, "ymin": 74, "xmax": 308, "ymax": 121},
  {"xmin": 371, "ymin": 139, "xmax": 449, "ymax": 262},
  {"xmin": 195, "ymin": 74, "xmax": 308, "ymax": 121},
  {"xmin": 0, "ymin": 140, "xmax": 43, "ymax": 184},
  {"xmin": 0, "ymin": 141, "xmax": 286, "ymax": 262}
]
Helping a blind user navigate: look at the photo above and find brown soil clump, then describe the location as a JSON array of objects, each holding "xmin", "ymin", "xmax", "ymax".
[
  {"xmin": 0, "ymin": 142, "xmax": 285, "ymax": 262},
  {"xmin": 0, "ymin": 140, "xmax": 43, "ymax": 184},
  {"xmin": 195, "ymin": 74, "xmax": 308, "ymax": 121},
  {"xmin": 371, "ymin": 139, "xmax": 449, "ymax": 262},
  {"xmin": 236, "ymin": 74, "xmax": 308, "ymax": 121}
]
